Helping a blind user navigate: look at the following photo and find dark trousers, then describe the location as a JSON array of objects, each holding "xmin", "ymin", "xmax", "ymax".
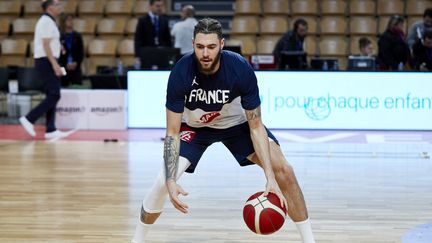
[{"xmin": 26, "ymin": 58, "xmax": 61, "ymax": 133}]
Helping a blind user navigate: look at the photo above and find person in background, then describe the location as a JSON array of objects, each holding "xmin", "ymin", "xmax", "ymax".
[
  {"xmin": 358, "ymin": 37, "xmax": 374, "ymax": 57},
  {"xmin": 134, "ymin": 0, "xmax": 172, "ymax": 68},
  {"xmin": 407, "ymin": 8, "xmax": 432, "ymax": 49},
  {"xmin": 412, "ymin": 30, "xmax": 432, "ymax": 71},
  {"xmin": 378, "ymin": 15, "xmax": 410, "ymax": 71},
  {"xmin": 170, "ymin": 5, "xmax": 198, "ymax": 56},
  {"xmin": 59, "ymin": 13, "xmax": 84, "ymax": 87},
  {"xmin": 273, "ymin": 18, "xmax": 308, "ymax": 70},
  {"xmin": 19, "ymin": 0, "xmax": 70, "ymax": 140}
]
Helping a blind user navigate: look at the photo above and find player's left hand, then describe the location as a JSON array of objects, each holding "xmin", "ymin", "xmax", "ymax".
[{"xmin": 263, "ymin": 178, "xmax": 288, "ymax": 212}]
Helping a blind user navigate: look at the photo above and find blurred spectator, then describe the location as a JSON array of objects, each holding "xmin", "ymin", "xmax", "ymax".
[
  {"xmin": 378, "ymin": 15, "xmax": 410, "ymax": 71},
  {"xmin": 407, "ymin": 8, "xmax": 432, "ymax": 49},
  {"xmin": 412, "ymin": 30, "xmax": 432, "ymax": 71},
  {"xmin": 358, "ymin": 37, "xmax": 374, "ymax": 57},
  {"xmin": 171, "ymin": 5, "xmax": 197, "ymax": 55},
  {"xmin": 59, "ymin": 13, "xmax": 84, "ymax": 87},
  {"xmin": 273, "ymin": 18, "xmax": 308, "ymax": 70},
  {"xmin": 134, "ymin": 0, "xmax": 172, "ymax": 68}
]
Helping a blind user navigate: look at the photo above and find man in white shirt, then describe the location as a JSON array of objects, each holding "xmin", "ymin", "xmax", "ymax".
[
  {"xmin": 19, "ymin": 0, "xmax": 69, "ymax": 140},
  {"xmin": 170, "ymin": 5, "xmax": 198, "ymax": 55}
]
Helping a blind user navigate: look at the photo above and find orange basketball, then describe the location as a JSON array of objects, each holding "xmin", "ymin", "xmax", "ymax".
[{"xmin": 243, "ymin": 191, "xmax": 287, "ymax": 235}]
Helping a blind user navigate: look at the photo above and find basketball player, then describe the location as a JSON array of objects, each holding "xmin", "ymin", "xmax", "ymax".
[{"xmin": 132, "ymin": 18, "xmax": 316, "ymax": 243}]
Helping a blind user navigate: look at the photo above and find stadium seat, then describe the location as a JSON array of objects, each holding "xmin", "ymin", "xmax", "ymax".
[
  {"xmin": 319, "ymin": 36, "xmax": 348, "ymax": 56},
  {"xmin": 96, "ymin": 18, "xmax": 126, "ymax": 41},
  {"xmin": 78, "ymin": 0, "xmax": 106, "ymax": 20},
  {"xmin": 226, "ymin": 36, "xmax": 257, "ymax": 55},
  {"xmin": 320, "ymin": 0, "xmax": 347, "ymax": 16},
  {"xmin": 349, "ymin": 0, "xmax": 376, "ymax": 16},
  {"xmin": 230, "ymin": 16, "xmax": 259, "ymax": 35},
  {"xmin": 349, "ymin": 36, "xmax": 378, "ymax": 55},
  {"xmin": 73, "ymin": 18, "xmax": 96, "ymax": 50},
  {"xmin": 125, "ymin": 18, "xmax": 138, "ymax": 37},
  {"xmin": 377, "ymin": 0, "xmax": 404, "ymax": 16},
  {"xmin": 234, "ymin": 0, "xmax": 261, "ymax": 15},
  {"xmin": 256, "ymin": 36, "xmax": 279, "ymax": 54},
  {"xmin": 262, "ymin": 0, "xmax": 290, "ymax": 16},
  {"xmin": 304, "ymin": 37, "xmax": 318, "ymax": 56},
  {"xmin": 22, "ymin": 0, "xmax": 43, "ymax": 17},
  {"xmin": 105, "ymin": 0, "xmax": 133, "ymax": 19},
  {"xmin": 291, "ymin": 0, "xmax": 318, "ymax": 16},
  {"xmin": 86, "ymin": 39, "xmax": 118, "ymax": 75},
  {"xmin": 12, "ymin": 18, "xmax": 38, "ymax": 41},
  {"xmin": 63, "ymin": 0, "xmax": 78, "ymax": 15},
  {"xmin": 260, "ymin": 16, "xmax": 289, "ymax": 35},
  {"xmin": 350, "ymin": 17, "xmax": 377, "ymax": 36},
  {"xmin": 320, "ymin": 16, "xmax": 347, "ymax": 35},
  {"xmin": 406, "ymin": 0, "xmax": 432, "ymax": 17},
  {"xmin": 0, "ymin": 39, "xmax": 28, "ymax": 67},
  {"xmin": 0, "ymin": 19, "xmax": 10, "ymax": 41},
  {"xmin": 117, "ymin": 39, "xmax": 136, "ymax": 68},
  {"xmin": 0, "ymin": 1, "xmax": 21, "ymax": 20},
  {"xmin": 133, "ymin": 1, "xmax": 149, "ymax": 16}
]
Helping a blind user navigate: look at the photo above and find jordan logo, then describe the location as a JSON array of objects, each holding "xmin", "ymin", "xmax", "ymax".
[{"xmin": 192, "ymin": 76, "xmax": 199, "ymax": 86}]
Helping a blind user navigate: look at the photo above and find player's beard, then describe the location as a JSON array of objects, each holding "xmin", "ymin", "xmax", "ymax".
[{"xmin": 194, "ymin": 48, "xmax": 222, "ymax": 75}]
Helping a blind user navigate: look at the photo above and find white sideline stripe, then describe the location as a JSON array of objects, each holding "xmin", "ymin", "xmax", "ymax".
[{"xmin": 275, "ymin": 132, "xmax": 357, "ymax": 143}]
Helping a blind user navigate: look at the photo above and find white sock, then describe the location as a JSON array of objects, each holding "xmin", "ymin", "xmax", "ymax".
[
  {"xmin": 131, "ymin": 217, "xmax": 150, "ymax": 243},
  {"xmin": 295, "ymin": 218, "xmax": 316, "ymax": 243}
]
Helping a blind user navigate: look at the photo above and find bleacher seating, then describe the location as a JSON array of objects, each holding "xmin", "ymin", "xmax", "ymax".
[
  {"xmin": 22, "ymin": 0, "xmax": 43, "ymax": 17},
  {"xmin": 86, "ymin": 39, "xmax": 117, "ymax": 75},
  {"xmin": 117, "ymin": 39, "xmax": 136, "ymax": 68},
  {"xmin": 262, "ymin": 0, "xmax": 290, "ymax": 16},
  {"xmin": 0, "ymin": 39, "xmax": 29, "ymax": 67},
  {"xmin": 406, "ymin": 0, "xmax": 432, "ymax": 17},
  {"xmin": 377, "ymin": 0, "xmax": 404, "ymax": 16},
  {"xmin": 96, "ymin": 18, "xmax": 126, "ymax": 41},
  {"xmin": 12, "ymin": 18, "xmax": 38, "ymax": 41},
  {"xmin": 349, "ymin": 0, "xmax": 376, "ymax": 16},
  {"xmin": 320, "ymin": 0, "xmax": 347, "ymax": 16},
  {"xmin": 0, "ymin": 1, "xmax": 21, "ymax": 20},
  {"xmin": 0, "ymin": 19, "xmax": 10, "ymax": 41},
  {"xmin": 291, "ymin": 0, "xmax": 318, "ymax": 16},
  {"xmin": 0, "ymin": 0, "xmax": 428, "ymax": 73},
  {"xmin": 234, "ymin": 0, "xmax": 261, "ymax": 15}
]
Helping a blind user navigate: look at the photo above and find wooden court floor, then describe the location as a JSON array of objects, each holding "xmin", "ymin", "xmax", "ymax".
[{"xmin": 0, "ymin": 138, "xmax": 431, "ymax": 243}]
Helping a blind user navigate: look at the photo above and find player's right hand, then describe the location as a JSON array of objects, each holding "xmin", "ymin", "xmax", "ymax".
[{"xmin": 166, "ymin": 179, "xmax": 189, "ymax": 214}]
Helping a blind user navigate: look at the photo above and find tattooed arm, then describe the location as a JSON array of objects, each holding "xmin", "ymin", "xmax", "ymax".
[
  {"xmin": 245, "ymin": 106, "xmax": 286, "ymax": 206},
  {"xmin": 164, "ymin": 109, "xmax": 189, "ymax": 213}
]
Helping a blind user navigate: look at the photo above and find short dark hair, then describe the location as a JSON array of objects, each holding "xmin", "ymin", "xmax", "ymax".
[
  {"xmin": 293, "ymin": 18, "xmax": 308, "ymax": 32},
  {"xmin": 193, "ymin": 18, "xmax": 223, "ymax": 39},
  {"xmin": 359, "ymin": 37, "xmax": 372, "ymax": 49},
  {"xmin": 149, "ymin": 0, "xmax": 162, "ymax": 6},
  {"xmin": 424, "ymin": 30, "xmax": 432, "ymax": 40},
  {"xmin": 424, "ymin": 8, "xmax": 432, "ymax": 18},
  {"xmin": 41, "ymin": 0, "xmax": 55, "ymax": 11}
]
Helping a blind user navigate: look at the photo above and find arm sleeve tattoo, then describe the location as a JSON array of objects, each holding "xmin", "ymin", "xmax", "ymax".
[
  {"xmin": 163, "ymin": 135, "xmax": 180, "ymax": 181},
  {"xmin": 245, "ymin": 107, "xmax": 261, "ymax": 121}
]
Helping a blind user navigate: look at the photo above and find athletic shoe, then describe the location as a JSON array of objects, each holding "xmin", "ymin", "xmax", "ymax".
[
  {"xmin": 44, "ymin": 130, "xmax": 71, "ymax": 140},
  {"xmin": 19, "ymin": 116, "xmax": 36, "ymax": 137}
]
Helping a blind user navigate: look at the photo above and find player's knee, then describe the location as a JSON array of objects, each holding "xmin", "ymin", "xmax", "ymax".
[{"xmin": 274, "ymin": 164, "xmax": 295, "ymax": 182}]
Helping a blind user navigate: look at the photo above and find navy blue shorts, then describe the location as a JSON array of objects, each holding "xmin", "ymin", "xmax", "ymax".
[{"xmin": 179, "ymin": 122, "xmax": 279, "ymax": 173}]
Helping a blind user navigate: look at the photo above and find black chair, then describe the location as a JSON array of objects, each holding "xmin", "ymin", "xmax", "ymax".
[
  {"xmin": 17, "ymin": 67, "xmax": 44, "ymax": 94},
  {"xmin": 0, "ymin": 67, "xmax": 9, "ymax": 92}
]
